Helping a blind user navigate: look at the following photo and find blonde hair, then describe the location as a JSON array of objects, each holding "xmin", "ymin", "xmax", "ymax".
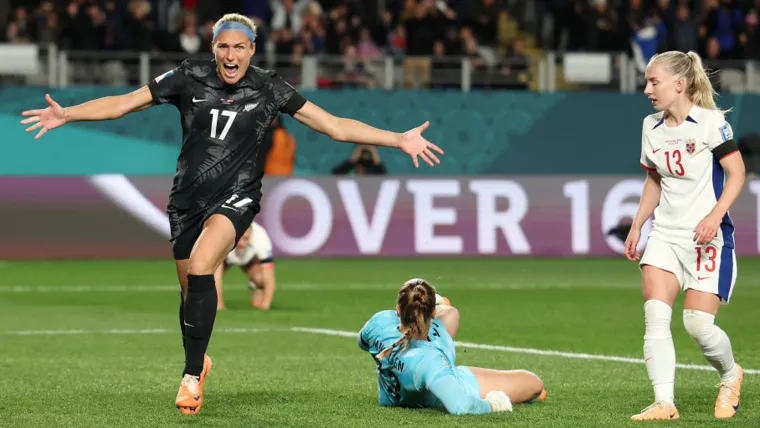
[
  {"xmin": 376, "ymin": 278, "xmax": 437, "ymax": 361},
  {"xmin": 212, "ymin": 13, "xmax": 257, "ymax": 42},
  {"xmin": 649, "ymin": 50, "xmax": 730, "ymax": 113}
]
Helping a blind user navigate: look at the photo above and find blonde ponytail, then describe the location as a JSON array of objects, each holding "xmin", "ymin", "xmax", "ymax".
[
  {"xmin": 685, "ymin": 52, "xmax": 719, "ymax": 111},
  {"xmin": 649, "ymin": 50, "xmax": 731, "ymax": 114}
]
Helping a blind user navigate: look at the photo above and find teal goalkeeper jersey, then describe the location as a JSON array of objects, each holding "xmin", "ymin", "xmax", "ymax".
[{"xmin": 358, "ymin": 310, "xmax": 491, "ymax": 415}]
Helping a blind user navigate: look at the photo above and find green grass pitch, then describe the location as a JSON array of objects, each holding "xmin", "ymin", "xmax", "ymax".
[{"xmin": 2, "ymin": 258, "xmax": 759, "ymax": 427}]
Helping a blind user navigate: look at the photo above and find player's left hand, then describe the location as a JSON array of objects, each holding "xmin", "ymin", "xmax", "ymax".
[
  {"xmin": 693, "ymin": 213, "xmax": 721, "ymax": 245},
  {"xmin": 398, "ymin": 121, "xmax": 444, "ymax": 168}
]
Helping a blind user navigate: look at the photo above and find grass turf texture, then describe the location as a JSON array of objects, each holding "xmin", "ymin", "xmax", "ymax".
[{"xmin": 1, "ymin": 258, "xmax": 759, "ymax": 427}]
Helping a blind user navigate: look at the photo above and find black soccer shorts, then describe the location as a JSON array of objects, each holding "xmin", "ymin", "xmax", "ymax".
[{"xmin": 170, "ymin": 199, "xmax": 259, "ymax": 261}]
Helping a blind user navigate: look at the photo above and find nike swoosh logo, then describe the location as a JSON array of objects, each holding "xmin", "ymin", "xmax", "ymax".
[
  {"xmin": 653, "ymin": 148, "xmax": 661, "ymax": 153},
  {"xmin": 192, "ymin": 97, "xmax": 206, "ymax": 103},
  {"xmin": 698, "ymin": 276, "xmax": 711, "ymax": 281}
]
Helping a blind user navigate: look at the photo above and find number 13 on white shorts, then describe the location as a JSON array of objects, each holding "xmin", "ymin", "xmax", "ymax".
[{"xmin": 640, "ymin": 236, "xmax": 738, "ymax": 303}]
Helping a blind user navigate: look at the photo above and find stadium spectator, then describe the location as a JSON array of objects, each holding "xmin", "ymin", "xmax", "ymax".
[
  {"xmin": 264, "ymin": 115, "xmax": 297, "ymax": 177},
  {"xmin": 6, "ymin": 6, "xmax": 30, "ymax": 43},
  {"xmin": 671, "ymin": 5, "xmax": 699, "ymax": 54},
  {"xmin": 702, "ymin": 0, "xmax": 745, "ymax": 59},
  {"xmin": 332, "ymin": 145, "xmax": 387, "ymax": 175},
  {"xmin": 177, "ymin": 11, "xmax": 201, "ymax": 54},
  {"xmin": 737, "ymin": 8, "xmax": 760, "ymax": 60},
  {"xmin": 402, "ymin": 0, "xmax": 438, "ymax": 88},
  {"xmin": 586, "ymin": 0, "xmax": 618, "ymax": 53},
  {"xmin": 467, "ymin": 0, "xmax": 499, "ymax": 48}
]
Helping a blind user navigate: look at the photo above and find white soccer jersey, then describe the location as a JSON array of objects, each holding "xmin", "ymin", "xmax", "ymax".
[
  {"xmin": 639, "ymin": 105, "xmax": 738, "ymax": 246},
  {"xmin": 226, "ymin": 221, "xmax": 274, "ymax": 266}
]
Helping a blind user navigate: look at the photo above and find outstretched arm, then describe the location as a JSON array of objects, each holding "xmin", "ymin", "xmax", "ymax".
[
  {"xmin": 293, "ymin": 101, "xmax": 401, "ymax": 147},
  {"xmin": 22, "ymin": 64, "xmax": 188, "ymax": 140},
  {"xmin": 21, "ymin": 87, "xmax": 154, "ymax": 140},
  {"xmin": 67, "ymin": 86, "xmax": 154, "ymax": 122},
  {"xmin": 292, "ymin": 101, "xmax": 444, "ymax": 168}
]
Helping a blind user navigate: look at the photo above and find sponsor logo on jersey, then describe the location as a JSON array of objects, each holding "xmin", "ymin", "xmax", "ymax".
[
  {"xmin": 220, "ymin": 98, "xmax": 235, "ymax": 104},
  {"xmin": 666, "ymin": 139, "xmax": 681, "ymax": 146},
  {"xmin": 685, "ymin": 138, "xmax": 696, "ymax": 154}
]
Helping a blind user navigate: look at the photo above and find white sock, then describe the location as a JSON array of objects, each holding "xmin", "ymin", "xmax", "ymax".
[
  {"xmin": 643, "ymin": 300, "xmax": 676, "ymax": 405},
  {"xmin": 683, "ymin": 309, "xmax": 738, "ymax": 383}
]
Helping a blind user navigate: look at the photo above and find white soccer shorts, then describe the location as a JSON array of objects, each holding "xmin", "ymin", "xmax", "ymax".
[{"xmin": 639, "ymin": 235, "xmax": 737, "ymax": 303}]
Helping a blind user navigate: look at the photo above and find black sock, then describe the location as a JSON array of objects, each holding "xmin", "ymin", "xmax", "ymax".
[
  {"xmin": 179, "ymin": 292, "xmax": 187, "ymax": 354},
  {"xmin": 183, "ymin": 274, "xmax": 217, "ymax": 377}
]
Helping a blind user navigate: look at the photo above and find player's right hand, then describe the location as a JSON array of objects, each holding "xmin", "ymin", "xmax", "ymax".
[
  {"xmin": 20, "ymin": 93, "xmax": 67, "ymax": 140},
  {"xmin": 624, "ymin": 227, "xmax": 641, "ymax": 261}
]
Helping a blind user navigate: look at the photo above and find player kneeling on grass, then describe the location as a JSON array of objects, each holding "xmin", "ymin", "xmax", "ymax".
[
  {"xmin": 358, "ymin": 278, "xmax": 547, "ymax": 415},
  {"xmin": 215, "ymin": 221, "xmax": 275, "ymax": 310}
]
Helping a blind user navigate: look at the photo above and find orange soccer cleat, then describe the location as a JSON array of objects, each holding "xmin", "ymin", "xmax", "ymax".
[
  {"xmin": 538, "ymin": 388, "xmax": 547, "ymax": 401},
  {"xmin": 527, "ymin": 388, "xmax": 548, "ymax": 404},
  {"xmin": 176, "ymin": 354, "xmax": 213, "ymax": 415},
  {"xmin": 715, "ymin": 364, "xmax": 743, "ymax": 419},
  {"xmin": 630, "ymin": 401, "xmax": 680, "ymax": 421}
]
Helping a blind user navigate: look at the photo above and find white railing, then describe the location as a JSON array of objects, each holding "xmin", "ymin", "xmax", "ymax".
[{"xmin": 5, "ymin": 43, "xmax": 760, "ymax": 94}]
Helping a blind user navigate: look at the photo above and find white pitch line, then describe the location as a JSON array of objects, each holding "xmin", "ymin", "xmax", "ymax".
[
  {"xmin": 0, "ymin": 282, "xmax": 644, "ymax": 294},
  {"xmin": 3, "ymin": 325, "xmax": 759, "ymax": 375},
  {"xmin": 0, "ymin": 285, "xmax": 180, "ymax": 293},
  {"xmin": 291, "ymin": 327, "xmax": 760, "ymax": 375},
  {"xmin": 3, "ymin": 327, "xmax": 276, "ymax": 336}
]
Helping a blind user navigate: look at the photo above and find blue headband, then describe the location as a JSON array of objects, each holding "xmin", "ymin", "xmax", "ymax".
[{"xmin": 213, "ymin": 22, "xmax": 256, "ymax": 44}]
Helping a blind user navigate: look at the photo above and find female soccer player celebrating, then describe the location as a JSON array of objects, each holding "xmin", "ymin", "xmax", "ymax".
[
  {"xmin": 19, "ymin": 13, "xmax": 443, "ymax": 415},
  {"xmin": 358, "ymin": 278, "xmax": 546, "ymax": 415},
  {"xmin": 626, "ymin": 51, "xmax": 745, "ymax": 421}
]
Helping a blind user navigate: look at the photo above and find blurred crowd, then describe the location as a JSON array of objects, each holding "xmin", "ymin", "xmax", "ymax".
[
  {"xmin": 4, "ymin": 0, "xmax": 760, "ymax": 175},
  {"xmin": 1, "ymin": 1, "xmax": 527, "ymax": 58},
  {"xmin": 3, "ymin": 0, "xmax": 760, "ymax": 89},
  {"xmin": 1, "ymin": 0, "xmax": 532, "ymax": 88},
  {"xmin": 552, "ymin": 0, "xmax": 760, "ymax": 62}
]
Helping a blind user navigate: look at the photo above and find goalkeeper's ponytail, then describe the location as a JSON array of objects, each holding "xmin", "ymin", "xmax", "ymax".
[{"xmin": 375, "ymin": 278, "xmax": 436, "ymax": 361}]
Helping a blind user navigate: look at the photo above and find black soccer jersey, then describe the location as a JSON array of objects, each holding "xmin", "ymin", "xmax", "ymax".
[{"xmin": 148, "ymin": 59, "xmax": 306, "ymax": 239}]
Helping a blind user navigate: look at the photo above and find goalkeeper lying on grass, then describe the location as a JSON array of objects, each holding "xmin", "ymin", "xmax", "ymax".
[{"xmin": 358, "ymin": 278, "xmax": 547, "ymax": 415}]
